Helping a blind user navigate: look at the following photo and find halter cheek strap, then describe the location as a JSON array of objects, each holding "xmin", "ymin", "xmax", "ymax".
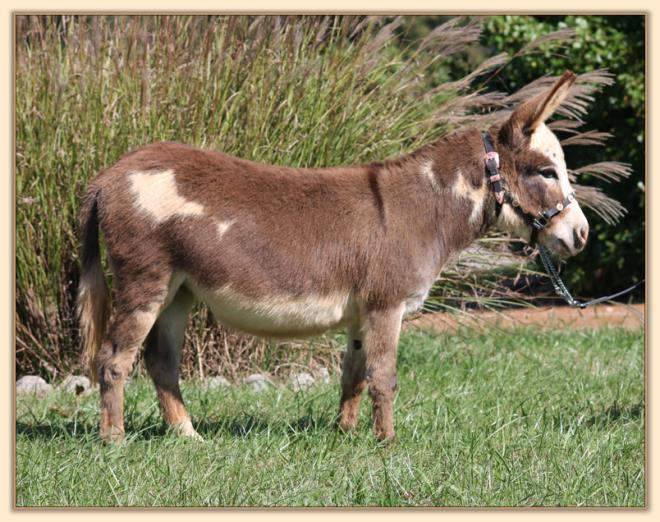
[
  {"xmin": 482, "ymin": 132, "xmax": 576, "ymax": 240},
  {"xmin": 483, "ymin": 136, "xmax": 504, "ymax": 206}
]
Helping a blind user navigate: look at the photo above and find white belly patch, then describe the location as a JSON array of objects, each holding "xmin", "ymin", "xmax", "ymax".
[{"xmin": 189, "ymin": 283, "xmax": 354, "ymax": 338}]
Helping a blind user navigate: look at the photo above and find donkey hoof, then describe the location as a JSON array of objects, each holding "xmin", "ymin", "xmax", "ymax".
[
  {"xmin": 101, "ymin": 426, "xmax": 126, "ymax": 445},
  {"xmin": 174, "ymin": 419, "xmax": 205, "ymax": 441},
  {"xmin": 374, "ymin": 429, "xmax": 396, "ymax": 445},
  {"xmin": 375, "ymin": 435, "xmax": 396, "ymax": 446},
  {"xmin": 337, "ymin": 416, "xmax": 360, "ymax": 433}
]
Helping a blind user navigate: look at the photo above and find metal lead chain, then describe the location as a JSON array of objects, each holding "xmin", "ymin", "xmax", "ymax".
[
  {"xmin": 537, "ymin": 245, "xmax": 585, "ymax": 308},
  {"xmin": 537, "ymin": 244, "xmax": 644, "ymax": 309}
]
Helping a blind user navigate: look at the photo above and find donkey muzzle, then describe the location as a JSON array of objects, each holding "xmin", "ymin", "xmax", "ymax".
[{"xmin": 542, "ymin": 204, "xmax": 589, "ymax": 258}]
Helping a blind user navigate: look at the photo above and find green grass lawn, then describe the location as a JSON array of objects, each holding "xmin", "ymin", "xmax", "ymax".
[{"xmin": 15, "ymin": 326, "xmax": 644, "ymax": 507}]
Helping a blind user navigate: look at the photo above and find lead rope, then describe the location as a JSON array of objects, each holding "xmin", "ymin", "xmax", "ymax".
[
  {"xmin": 537, "ymin": 245, "xmax": 583, "ymax": 307},
  {"xmin": 538, "ymin": 244, "xmax": 644, "ymax": 308},
  {"xmin": 482, "ymin": 133, "xmax": 644, "ymax": 309}
]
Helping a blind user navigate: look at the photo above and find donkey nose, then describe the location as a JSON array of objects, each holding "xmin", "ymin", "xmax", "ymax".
[{"xmin": 574, "ymin": 225, "xmax": 589, "ymax": 250}]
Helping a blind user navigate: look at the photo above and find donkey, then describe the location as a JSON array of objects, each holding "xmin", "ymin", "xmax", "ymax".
[{"xmin": 77, "ymin": 71, "xmax": 589, "ymax": 443}]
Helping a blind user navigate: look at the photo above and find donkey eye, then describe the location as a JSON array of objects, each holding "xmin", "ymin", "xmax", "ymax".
[{"xmin": 539, "ymin": 167, "xmax": 558, "ymax": 179}]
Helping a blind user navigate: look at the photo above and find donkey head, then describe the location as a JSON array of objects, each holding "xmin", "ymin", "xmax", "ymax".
[{"xmin": 493, "ymin": 71, "xmax": 589, "ymax": 258}]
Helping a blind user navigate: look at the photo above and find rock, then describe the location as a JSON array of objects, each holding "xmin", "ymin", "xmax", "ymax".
[
  {"xmin": 61, "ymin": 375, "xmax": 91, "ymax": 395},
  {"xmin": 204, "ymin": 376, "xmax": 231, "ymax": 389},
  {"xmin": 16, "ymin": 375, "xmax": 52, "ymax": 395},
  {"xmin": 243, "ymin": 374, "xmax": 271, "ymax": 392},
  {"xmin": 317, "ymin": 367, "xmax": 330, "ymax": 384},
  {"xmin": 82, "ymin": 383, "xmax": 99, "ymax": 396},
  {"xmin": 290, "ymin": 372, "xmax": 315, "ymax": 391}
]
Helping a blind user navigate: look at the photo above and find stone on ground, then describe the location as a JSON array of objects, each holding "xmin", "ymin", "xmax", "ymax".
[
  {"xmin": 61, "ymin": 375, "xmax": 91, "ymax": 395},
  {"xmin": 290, "ymin": 372, "xmax": 315, "ymax": 391},
  {"xmin": 243, "ymin": 374, "xmax": 271, "ymax": 392},
  {"xmin": 204, "ymin": 376, "xmax": 231, "ymax": 388},
  {"xmin": 16, "ymin": 375, "xmax": 52, "ymax": 395},
  {"xmin": 317, "ymin": 367, "xmax": 330, "ymax": 384}
]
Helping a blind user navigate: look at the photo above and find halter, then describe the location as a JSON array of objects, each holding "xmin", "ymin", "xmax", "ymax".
[
  {"xmin": 483, "ymin": 133, "xmax": 576, "ymax": 244},
  {"xmin": 482, "ymin": 133, "xmax": 644, "ymax": 308}
]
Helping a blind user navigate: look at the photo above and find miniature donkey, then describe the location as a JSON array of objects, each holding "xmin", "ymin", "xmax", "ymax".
[{"xmin": 78, "ymin": 71, "xmax": 588, "ymax": 442}]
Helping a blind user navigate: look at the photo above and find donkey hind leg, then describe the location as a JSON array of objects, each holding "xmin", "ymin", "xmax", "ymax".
[
  {"xmin": 338, "ymin": 324, "xmax": 366, "ymax": 432},
  {"xmin": 144, "ymin": 286, "xmax": 201, "ymax": 440},
  {"xmin": 96, "ymin": 289, "xmax": 169, "ymax": 443},
  {"xmin": 364, "ymin": 306, "xmax": 404, "ymax": 442}
]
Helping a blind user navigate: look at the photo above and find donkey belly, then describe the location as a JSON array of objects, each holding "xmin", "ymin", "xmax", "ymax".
[{"xmin": 187, "ymin": 281, "xmax": 354, "ymax": 338}]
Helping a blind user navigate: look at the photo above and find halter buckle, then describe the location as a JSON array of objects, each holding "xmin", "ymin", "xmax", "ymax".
[{"xmin": 484, "ymin": 151, "xmax": 499, "ymax": 168}]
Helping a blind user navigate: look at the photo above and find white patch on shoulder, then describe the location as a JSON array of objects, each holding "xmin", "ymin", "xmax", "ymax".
[
  {"xmin": 129, "ymin": 170, "xmax": 204, "ymax": 223},
  {"xmin": 216, "ymin": 219, "xmax": 234, "ymax": 239},
  {"xmin": 452, "ymin": 170, "xmax": 487, "ymax": 225},
  {"xmin": 421, "ymin": 160, "xmax": 440, "ymax": 193},
  {"xmin": 189, "ymin": 282, "xmax": 354, "ymax": 338}
]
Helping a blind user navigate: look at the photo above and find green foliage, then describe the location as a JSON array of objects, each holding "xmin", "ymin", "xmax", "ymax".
[
  {"xmin": 481, "ymin": 15, "xmax": 645, "ymax": 297},
  {"xmin": 16, "ymin": 327, "xmax": 644, "ymax": 506}
]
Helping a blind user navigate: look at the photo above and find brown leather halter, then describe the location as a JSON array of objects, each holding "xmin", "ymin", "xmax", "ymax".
[{"xmin": 483, "ymin": 132, "xmax": 576, "ymax": 244}]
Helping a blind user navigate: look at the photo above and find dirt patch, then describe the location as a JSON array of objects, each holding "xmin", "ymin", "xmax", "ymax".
[{"xmin": 405, "ymin": 303, "xmax": 645, "ymax": 334}]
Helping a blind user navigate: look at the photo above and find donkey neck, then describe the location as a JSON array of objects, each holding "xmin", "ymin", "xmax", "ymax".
[
  {"xmin": 430, "ymin": 127, "xmax": 498, "ymax": 235},
  {"xmin": 375, "ymin": 127, "xmax": 497, "ymax": 264}
]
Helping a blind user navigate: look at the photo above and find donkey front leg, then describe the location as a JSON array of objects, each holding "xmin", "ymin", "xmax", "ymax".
[
  {"xmin": 338, "ymin": 324, "xmax": 366, "ymax": 432},
  {"xmin": 363, "ymin": 305, "xmax": 404, "ymax": 442}
]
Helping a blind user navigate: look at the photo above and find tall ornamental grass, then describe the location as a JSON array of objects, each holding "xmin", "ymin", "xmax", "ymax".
[{"xmin": 15, "ymin": 15, "xmax": 629, "ymax": 379}]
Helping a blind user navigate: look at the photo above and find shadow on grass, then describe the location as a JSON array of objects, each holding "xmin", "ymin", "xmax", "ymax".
[
  {"xmin": 16, "ymin": 421, "xmax": 100, "ymax": 440},
  {"xmin": 548, "ymin": 401, "xmax": 644, "ymax": 432},
  {"xmin": 194, "ymin": 412, "xmax": 337, "ymax": 438},
  {"xmin": 584, "ymin": 401, "xmax": 644, "ymax": 428},
  {"xmin": 16, "ymin": 412, "xmax": 338, "ymax": 442}
]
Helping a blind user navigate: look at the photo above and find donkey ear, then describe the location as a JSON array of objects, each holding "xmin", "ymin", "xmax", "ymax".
[{"xmin": 508, "ymin": 71, "xmax": 577, "ymax": 135}]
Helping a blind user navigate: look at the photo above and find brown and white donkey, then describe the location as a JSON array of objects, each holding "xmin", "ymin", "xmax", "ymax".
[{"xmin": 78, "ymin": 71, "xmax": 588, "ymax": 442}]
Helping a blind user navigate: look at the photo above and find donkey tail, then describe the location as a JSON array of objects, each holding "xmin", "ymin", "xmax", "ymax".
[{"xmin": 76, "ymin": 186, "xmax": 109, "ymax": 384}]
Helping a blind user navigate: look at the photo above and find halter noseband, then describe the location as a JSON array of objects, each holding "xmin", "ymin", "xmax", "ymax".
[{"xmin": 483, "ymin": 133, "xmax": 576, "ymax": 244}]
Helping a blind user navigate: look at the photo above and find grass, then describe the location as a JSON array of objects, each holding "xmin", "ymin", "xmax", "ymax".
[{"xmin": 16, "ymin": 326, "xmax": 644, "ymax": 507}]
